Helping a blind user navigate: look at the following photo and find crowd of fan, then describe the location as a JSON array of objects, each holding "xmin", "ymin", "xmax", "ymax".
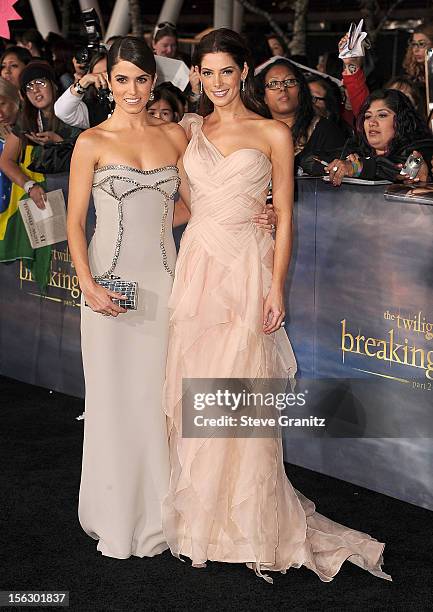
[{"xmin": 1, "ymin": 20, "xmax": 433, "ymax": 198}]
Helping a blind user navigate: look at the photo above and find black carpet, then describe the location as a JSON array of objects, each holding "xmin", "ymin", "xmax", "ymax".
[{"xmin": 1, "ymin": 375, "xmax": 431, "ymax": 612}]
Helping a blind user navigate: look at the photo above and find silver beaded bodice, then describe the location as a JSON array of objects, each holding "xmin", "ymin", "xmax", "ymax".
[{"xmin": 92, "ymin": 164, "xmax": 180, "ymax": 279}]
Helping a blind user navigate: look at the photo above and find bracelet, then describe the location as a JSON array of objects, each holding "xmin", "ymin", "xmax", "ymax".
[
  {"xmin": 350, "ymin": 159, "xmax": 363, "ymax": 177},
  {"xmin": 23, "ymin": 180, "xmax": 37, "ymax": 195},
  {"xmin": 73, "ymin": 80, "xmax": 86, "ymax": 95}
]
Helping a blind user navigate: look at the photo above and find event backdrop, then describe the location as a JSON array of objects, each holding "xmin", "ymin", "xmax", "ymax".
[
  {"xmin": 284, "ymin": 179, "xmax": 433, "ymax": 511},
  {"xmin": 0, "ymin": 180, "xmax": 432, "ymax": 510}
]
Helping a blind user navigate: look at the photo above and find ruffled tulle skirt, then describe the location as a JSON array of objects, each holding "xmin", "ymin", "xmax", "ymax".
[{"xmin": 162, "ymin": 226, "xmax": 391, "ymax": 583}]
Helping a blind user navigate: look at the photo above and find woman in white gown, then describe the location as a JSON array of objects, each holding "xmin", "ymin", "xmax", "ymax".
[{"xmin": 67, "ymin": 37, "xmax": 189, "ymax": 558}]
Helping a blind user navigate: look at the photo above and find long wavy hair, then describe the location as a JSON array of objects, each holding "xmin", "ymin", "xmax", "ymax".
[
  {"xmin": 193, "ymin": 28, "xmax": 269, "ymax": 118},
  {"xmin": 402, "ymin": 22, "xmax": 433, "ymax": 82},
  {"xmin": 255, "ymin": 58, "xmax": 315, "ymax": 149},
  {"xmin": 356, "ymin": 89, "xmax": 432, "ymax": 156}
]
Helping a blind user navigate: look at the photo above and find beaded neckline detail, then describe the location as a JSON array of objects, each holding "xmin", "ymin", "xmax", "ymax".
[
  {"xmin": 92, "ymin": 170, "xmax": 180, "ymax": 279},
  {"xmin": 94, "ymin": 164, "xmax": 179, "ymax": 175}
]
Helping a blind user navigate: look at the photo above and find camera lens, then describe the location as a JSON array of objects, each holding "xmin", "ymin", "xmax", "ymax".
[{"xmin": 75, "ymin": 47, "xmax": 90, "ymax": 66}]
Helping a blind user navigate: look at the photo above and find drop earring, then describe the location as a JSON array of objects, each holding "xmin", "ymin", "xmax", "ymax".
[
  {"xmin": 241, "ymin": 79, "xmax": 245, "ymax": 92},
  {"xmin": 108, "ymin": 90, "xmax": 114, "ymax": 102},
  {"xmin": 149, "ymin": 90, "xmax": 155, "ymax": 101},
  {"xmin": 200, "ymin": 81, "xmax": 203, "ymax": 95}
]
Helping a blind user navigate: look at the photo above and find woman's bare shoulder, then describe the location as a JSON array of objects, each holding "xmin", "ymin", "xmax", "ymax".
[
  {"xmin": 259, "ymin": 118, "xmax": 293, "ymax": 147},
  {"xmin": 75, "ymin": 124, "xmax": 107, "ymax": 146},
  {"xmin": 257, "ymin": 116, "xmax": 291, "ymax": 134},
  {"xmin": 161, "ymin": 121, "xmax": 189, "ymax": 149},
  {"xmin": 71, "ymin": 127, "xmax": 108, "ymax": 171}
]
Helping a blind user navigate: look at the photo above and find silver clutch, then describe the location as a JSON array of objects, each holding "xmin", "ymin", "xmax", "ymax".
[{"xmin": 89, "ymin": 276, "xmax": 138, "ymax": 310}]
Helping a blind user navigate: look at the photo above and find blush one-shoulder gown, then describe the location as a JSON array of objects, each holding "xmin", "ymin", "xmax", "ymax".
[{"xmin": 162, "ymin": 114, "xmax": 391, "ymax": 583}]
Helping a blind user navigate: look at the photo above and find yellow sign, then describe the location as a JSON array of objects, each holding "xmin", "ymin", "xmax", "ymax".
[{"xmin": 341, "ymin": 310, "xmax": 433, "ymax": 381}]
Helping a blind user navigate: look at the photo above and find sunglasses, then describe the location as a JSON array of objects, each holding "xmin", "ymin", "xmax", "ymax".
[
  {"xmin": 265, "ymin": 78, "xmax": 298, "ymax": 90},
  {"xmin": 153, "ymin": 21, "xmax": 177, "ymax": 36},
  {"xmin": 311, "ymin": 95, "xmax": 326, "ymax": 103},
  {"xmin": 408, "ymin": 40, "xmax": 430, "ymax": 49},
  {"xmin": 25, "ymin": 78, "xmax": 48, "ymax": 92}
]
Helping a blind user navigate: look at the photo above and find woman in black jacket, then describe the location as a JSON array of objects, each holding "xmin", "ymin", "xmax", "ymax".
[
  {"xmin": 255, "ymin": 58, "xmax": 347, "ymax": 173},
  {"xmin": 326, "ymin": 89, "xmax": 433, "ymax": 186}
]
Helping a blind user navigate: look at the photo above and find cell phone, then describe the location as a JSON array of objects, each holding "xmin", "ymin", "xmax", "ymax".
[{"xmin": 400, "ymin": 153, "xmax": 422, "ymax": 179}]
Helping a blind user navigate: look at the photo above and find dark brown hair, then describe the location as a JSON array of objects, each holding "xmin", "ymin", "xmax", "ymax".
[
  {"xmin": 107, "ymin": 36, "xmax": 156, "ymax": 78},
  {"xmin": 193, "ymin": 28, "xmax": 268, "ymax": 117},
  {"xmin": 147, "ymin": 85, "xmax": 179, "ymax": 119},
  {"xmin": 255, "ymin": 58, "xmax": 315, "ymax": 149},
  {"xmin": 0, "ymin": 46, "xmax": 32, "ymax": 68},
  {"xmin": 19, "ymin": 29, "xmax": 46, "ymax": 58},
  {"xmin": 356, "ymin": 89, "xmax": 431, "ymax": 155}
]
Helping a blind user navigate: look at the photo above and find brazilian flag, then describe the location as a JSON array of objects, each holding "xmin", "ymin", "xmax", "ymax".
[{"xmin": 0, "ymin": 143, "xmax": 52, "ymax": 291}]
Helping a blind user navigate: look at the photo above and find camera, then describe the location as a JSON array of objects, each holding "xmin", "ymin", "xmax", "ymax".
[
  {"xmin": 74, "ymin": 8, "xmax": 104, "ymax": 71},
  {"xmin": 74, "ymin": 8, "xmax": 110, "ymax": 105}
]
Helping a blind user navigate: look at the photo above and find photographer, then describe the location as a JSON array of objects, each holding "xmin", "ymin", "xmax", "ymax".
[
  {"xmin": 54, "ymin": 9, "xmax": 110, "ymax": 129},
  {"xmin": 54, "ymin": 50, "xmax": 110, "ymax": 129}
]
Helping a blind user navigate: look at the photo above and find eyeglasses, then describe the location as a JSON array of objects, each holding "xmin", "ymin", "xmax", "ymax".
[
  {"xmin": 25, "ymin": 78, "xmax": 48, "ymax": 92},
  {"xmin": 408, "ymin": 40, "xmax": 430, "ymax": 49},
  {"xmin": 311, "ymin": 95, "xmax": 326, "ymax": 104},
  {"xmin": 265, "ymin": 78, "xmax": 298, "ymax": 90}
]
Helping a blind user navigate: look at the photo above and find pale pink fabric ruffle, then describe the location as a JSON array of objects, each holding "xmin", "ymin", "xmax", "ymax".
[{"xmin": 162, "ymin": 114, "xmax": 391, "ymax": 583}]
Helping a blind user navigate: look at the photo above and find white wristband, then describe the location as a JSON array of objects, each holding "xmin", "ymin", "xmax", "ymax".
[{"xmin": 23, "ymin": 180, "xmax": 37, "ymax": 195}]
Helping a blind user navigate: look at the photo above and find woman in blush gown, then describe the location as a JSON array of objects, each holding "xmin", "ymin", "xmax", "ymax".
[
  {"xmin": 67, "ymin": 37, "xmax": 190, "ymax": 559},
  {"xmin": 162, "ymin": 29, "xmax": 392, "ymax": 583}
]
